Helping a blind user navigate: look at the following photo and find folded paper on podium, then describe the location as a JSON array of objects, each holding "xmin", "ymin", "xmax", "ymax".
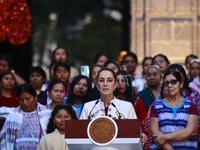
[{"xmin": 65, "ymin": 117, "xmax": 143, "ymax": 150}]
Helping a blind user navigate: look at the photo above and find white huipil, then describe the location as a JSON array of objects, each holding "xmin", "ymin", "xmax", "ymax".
[{"xmin": 80, "ymin": 97, "xmax": 137, "ymax": 120}]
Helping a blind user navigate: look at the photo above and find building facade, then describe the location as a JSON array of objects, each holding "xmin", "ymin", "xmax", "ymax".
[{"xmin": 130, "ymin": 0, "xmax": 200, "ymax": 64}]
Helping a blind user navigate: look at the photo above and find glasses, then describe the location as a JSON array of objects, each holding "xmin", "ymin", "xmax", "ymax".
[
  {"xmin": 154, "ymin": 59, "xmax": 164, "ymax": 65},
  {"xmin": 163, "ymin": 79, "xmax": 178, "ymax": 87}
]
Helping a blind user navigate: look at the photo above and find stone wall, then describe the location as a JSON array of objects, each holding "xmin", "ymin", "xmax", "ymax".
[{"xmin": 130, "ymin": 0, "xmax": 200, "ymax": 64}]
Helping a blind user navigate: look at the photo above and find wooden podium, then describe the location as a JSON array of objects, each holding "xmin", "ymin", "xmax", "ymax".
[{"xmin": 65, "ymin": 119, "xmax": 143, "ymax": 150}]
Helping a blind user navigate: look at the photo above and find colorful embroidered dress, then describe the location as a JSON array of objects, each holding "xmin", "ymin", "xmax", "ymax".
[
  {"xmin": 150, "ymin": 99, "xmax": 198, "ymax": 150},
  {"xmin": 140, "ymin": 88, "xmax": 161, "ymax": 150},
  {"xmin": 143, "ymin": 88, "xmax": 200, "ymax": 150},
  {"xmin": 184, "ymin": 88, "xmax": 200, "ymax": 143},
  {"xmin": 0, "ymin": 103, "xmax": 51, "ymax": 150},
  {"xmin": 15, "ymin": 110, "xmax": 42, "ymax": 149}
]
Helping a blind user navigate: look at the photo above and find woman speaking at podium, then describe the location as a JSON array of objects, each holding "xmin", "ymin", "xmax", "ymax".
[
  {"xmin": 79, "ymin": 68, "xmax": 147, "ymax": 146},
  {"xmin": 80, "ymin": 68, "xmax": 137, "ymax": 120}
]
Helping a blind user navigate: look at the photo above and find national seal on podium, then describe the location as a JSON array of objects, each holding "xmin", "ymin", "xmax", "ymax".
[{"xmin": 87, "ymin": 116, "xmax": 118, "ymax": 146}]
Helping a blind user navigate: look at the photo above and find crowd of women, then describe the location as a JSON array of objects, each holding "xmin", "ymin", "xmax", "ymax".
[{"xmin": 0, "ymin": 47, "xmax": 199, "ymax": 150}]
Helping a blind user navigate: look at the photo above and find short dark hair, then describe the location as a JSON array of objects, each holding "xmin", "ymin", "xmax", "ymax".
[
  {"xmin": 121, "ymin": 52, "xmax": 138, "ymax": 65},
  {"xmin": 28, "ymin": 66, "xmax": 46, "ymax": 80},
  {"xmin": 162, "ymin": 70, "xmax": 183, "ymax": 97},
  {"xmin": 163, "ymin": 70, "xmax": 182, "ymax": 83},
  {"xmin": 53, "ymin": 62, "xmax": 70, "ymax": 76},
  {"xmin": 17, "ymin": 83, "xmax": 37, "ymax": 98},
  {"xmin": 47, "ymin": 104, "xmax": 78, "ymax": 134},
  {"xmin": 48, "ymin": 79, "xmax": 67, "ymax": 92}
]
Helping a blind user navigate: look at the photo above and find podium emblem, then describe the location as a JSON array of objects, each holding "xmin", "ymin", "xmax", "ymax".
[{"xmin": 87, "ymin": 116, "xmax": 118, "ymax": 146}]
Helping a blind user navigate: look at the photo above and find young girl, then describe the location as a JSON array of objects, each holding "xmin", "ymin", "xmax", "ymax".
[{"xmin": 37, "ymin": 104, "xmax": 78, "ymax": 150}]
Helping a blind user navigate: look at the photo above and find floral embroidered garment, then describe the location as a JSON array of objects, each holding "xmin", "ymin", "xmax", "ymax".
[
  {"xmin": 80, "ymin": 97, "xmax": 137, "ymax": 120},
  {"xmin": 0, "ymin": 103, "xmax": 51, "ymax": 150}
]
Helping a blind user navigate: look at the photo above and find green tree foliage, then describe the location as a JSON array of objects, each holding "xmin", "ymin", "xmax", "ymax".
[{"xmin": 31, "ymin": 0, "xmax": 126, "ymax": 67}]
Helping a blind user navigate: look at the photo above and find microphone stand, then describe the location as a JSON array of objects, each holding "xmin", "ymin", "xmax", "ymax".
[
  {"xmin": 88, "ymin": 100, "xmax": 99, "ymax": 120},
  {"xmin": 111, "ymin": 103, "xmax": 121, "ymax": 119}
]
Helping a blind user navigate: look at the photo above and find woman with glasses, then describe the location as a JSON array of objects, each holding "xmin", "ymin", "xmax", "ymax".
[
  {"xmin": 153, "ymin": 54, "xmax": 170, "ymax": 75},
  {"xmin": 149, "ymin": 70, "xmax": 198, "ymax": 149}
]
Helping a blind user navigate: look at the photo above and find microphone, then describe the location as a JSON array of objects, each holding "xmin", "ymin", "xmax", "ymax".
[
  {"xmin": 111, "ymin": 103, "xmax": 121, "ymax": 119},
  {"xmin": 88, "ymin": 100, "xmax": 99, "ymax": 120}
]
